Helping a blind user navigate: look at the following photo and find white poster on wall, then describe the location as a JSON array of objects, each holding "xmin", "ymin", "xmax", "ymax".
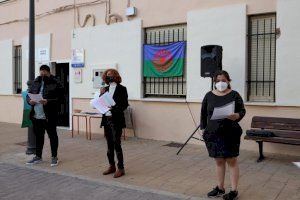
[{"xmin": 71, "ymin": 48, "xmax": 85, "ymax": 68}]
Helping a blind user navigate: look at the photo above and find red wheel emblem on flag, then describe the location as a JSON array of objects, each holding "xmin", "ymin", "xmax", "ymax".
[{"xmin": 152, "ymin": 49, "xmax": 173, "ymax": 72}]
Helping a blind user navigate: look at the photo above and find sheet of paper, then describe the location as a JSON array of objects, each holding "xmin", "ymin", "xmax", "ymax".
[
  {"xmin": 100, "ymin": 92, "xmax": 116, "ymax": 106},
  {"xmin": 91, "ymin": 97, "xmax": 110, "ymax": 114},
  {"xmin": 28, "ymin": 93, "xmax": 43, "ymax": 103},
  {"xmin": 91, "ymin": 92, "xmax": 116, "ymax": 114},
  {"xmin": 211, "ymin": 101, "xmax": 235, "ymax": 120},
  {"xmin": 292, "ymin": 162, "xmax": 300, "ymax": 168}
]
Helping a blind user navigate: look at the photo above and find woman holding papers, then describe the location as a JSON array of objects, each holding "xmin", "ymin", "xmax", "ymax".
[
  {"xmin": 200, "ymin": 70, "xmax": 246, "ymax": 200},
  {"xmin": 100, "ymin": 69, "xmax": 129, "ymax": 178}
]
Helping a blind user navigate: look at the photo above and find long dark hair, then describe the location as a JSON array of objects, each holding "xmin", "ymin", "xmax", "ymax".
[{"xmin": 213, "ymin": 70, "xmax": 232, "ymax": 89}]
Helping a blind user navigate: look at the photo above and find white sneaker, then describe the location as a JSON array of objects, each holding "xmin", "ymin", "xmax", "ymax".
[{"xmin": 50, "ymin": 157, "xmax": 59, "ymax": 167}]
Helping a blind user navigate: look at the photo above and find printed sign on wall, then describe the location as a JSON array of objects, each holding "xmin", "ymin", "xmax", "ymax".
[
  {"xmin": 36, "ymin": 48, "xmax": 50, "ymax": 63},
  {"xmin": 71, "ymin": 49, "xmax": 85, "ymax": 68}
]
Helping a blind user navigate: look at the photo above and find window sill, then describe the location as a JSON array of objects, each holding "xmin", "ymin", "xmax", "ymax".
[
  {"xmin": 245, "ymin": 102, "xmax": 300, "ymax": 107},
  {"xmin": 139, "ymin": 98, "xmax": 186, "ymax": 103},
  {"xmin": 138, "ymin": 99, "xmax": 278, "ymax": 105},
  {"xmin": 245, "ymin": 102, "xmax": 277, "ymax": 107},
  {"xmin": 0, "ymin": 94, "xmax": 22, "ymax": 97}
]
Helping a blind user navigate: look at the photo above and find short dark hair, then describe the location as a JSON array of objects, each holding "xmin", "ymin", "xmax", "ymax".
[{"xmin": 40, "ymin": 65, "xmax": 50, "ymax": 72}]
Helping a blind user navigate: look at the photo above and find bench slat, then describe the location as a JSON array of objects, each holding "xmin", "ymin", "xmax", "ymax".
[
  {"xmin": 251, "ymin": 116, "xmax": 300, "ymax": 131},
  {"xmin": 244, "ymin": 135, "xmax": 300, "ymax": 145},
  {"xmin": 247, "ymin": 129, "xmax": 300, "ymax": 139},
  {"xmin": 272, "ymin": 130, "xmax": 300, "ymax": 139}
]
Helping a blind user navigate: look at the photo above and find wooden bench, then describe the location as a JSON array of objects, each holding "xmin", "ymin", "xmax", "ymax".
[{"xmin": 244, "ymin": 116, "xmax": 300, "ymax": 162}]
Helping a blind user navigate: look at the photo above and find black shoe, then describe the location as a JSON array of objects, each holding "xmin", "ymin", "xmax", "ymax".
[
  {"xmin": 26, "ymin": 156, "xmax": 42, "ymax": 165},
  {"xmin": 207, "ymin": 186, "xmax": 225, "ymax": 198},
  {"xmin": 26, "ymin": 149, "xmax": 36, "ymax": 155},
  {"xmin": 223, "ymin": 190, "xmax": 238, "ymax": 200}
]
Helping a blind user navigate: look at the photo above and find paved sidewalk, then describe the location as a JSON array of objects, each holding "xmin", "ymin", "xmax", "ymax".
[
  {"xmin": 0, "ymin": 163, "xmax": 197, "ymax": 200},
  {"xmin": 0, "ymin": 122, "xmax": 300, "ymax": 200}
]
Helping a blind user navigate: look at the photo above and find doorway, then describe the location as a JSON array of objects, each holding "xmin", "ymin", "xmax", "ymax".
[{"xmin": 54, "ymin": 62, "xmax": 70, "ymax": 127}]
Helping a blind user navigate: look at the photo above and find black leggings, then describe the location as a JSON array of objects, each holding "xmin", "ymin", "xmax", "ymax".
[
  {"xmin": 32, "ymin": 119, "xmax": 58, "ymax": 158},
  {"xmin": 104, "ymin": 118, "xmax": 124, "ymax": 169}
]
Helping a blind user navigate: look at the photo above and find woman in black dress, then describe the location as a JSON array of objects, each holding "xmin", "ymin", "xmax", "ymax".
[
  {"xmin": 100, "ymin": 69, "xmax": 129, "ymax": 178},
  {"xmin": 201, "ymin": 70, "xmax": 246, "ymax": 200}
]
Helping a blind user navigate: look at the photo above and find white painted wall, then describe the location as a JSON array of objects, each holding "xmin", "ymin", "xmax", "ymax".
[
  {"xmin": 71, "ymin": 20, "xmax": 142, "ymax": 100},
  {"xmin": 0, "ymin": 39, "xmax": 13, "ymax": 95},
  {"xmin": 276, "ymin": 0, "xmax": 300, "ymax": 106},
  {"xmin": 21, "ymin": 33, "xmax": 52, "ymax": 90},
  {"xmin": 186, "ymin": 4, "xmax": 247, "ymax": 102}
]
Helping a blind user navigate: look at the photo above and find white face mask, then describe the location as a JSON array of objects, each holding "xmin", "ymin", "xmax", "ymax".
[{"xmin": 215, "ymin": 81, "xmax": 228, "ymax": 92}]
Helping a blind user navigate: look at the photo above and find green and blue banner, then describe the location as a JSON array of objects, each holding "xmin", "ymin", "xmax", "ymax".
[{"xmin": 143, "ymin": 41, "xmax": 186, "ymax": 77}]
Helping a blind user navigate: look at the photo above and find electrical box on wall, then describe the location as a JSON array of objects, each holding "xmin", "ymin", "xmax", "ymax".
[
  {"xmin": 91, "ymin": 63, "xmax": 118, "ymax": 89},
  {"xmin": 126, "ymin": 7, "xmax": 137, "ymax": 17},
  {"xmin": 92, "ymin": 69, "xmax": 106, "ymax": 89}
]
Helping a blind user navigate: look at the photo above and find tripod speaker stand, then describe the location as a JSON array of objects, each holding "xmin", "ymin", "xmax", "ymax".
[
  {"xmin": 176, "ymin": 77, "xmax": 214, "ymax": 155},
  {"xmin": 177, "ymin": 45, "xmax": 222, "ymax": 155}
]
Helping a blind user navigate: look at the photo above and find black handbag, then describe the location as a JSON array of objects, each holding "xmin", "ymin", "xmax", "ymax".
[{"xmin": 246, "ymin": 129, "xmax": 275, "ymax": 137}]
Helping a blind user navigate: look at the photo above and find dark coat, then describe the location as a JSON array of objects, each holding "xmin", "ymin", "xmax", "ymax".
[
  {"xmin": 100, "ymin": 84, "xmax": 129, "ymax": 128},
  {"xmin": 27, "ymin": 75, "xmax": 63, "ymax": 124}
]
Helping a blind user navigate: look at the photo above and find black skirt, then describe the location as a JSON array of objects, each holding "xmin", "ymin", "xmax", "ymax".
[
  {"xmin": 203, "ymin": 119, "xmax": 242, "ymax": 158},
  {"xmin": 200, "ymin": 91, "xmax": 246, "ymax": 158}
]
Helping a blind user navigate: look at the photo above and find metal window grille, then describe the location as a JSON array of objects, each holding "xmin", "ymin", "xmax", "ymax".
[
  {"xmin": 247, "ymin": 14, "xmax": 276, "ymax": 102},
  {"xmin": 14, "ymin": 45, "xmax": 22, "ymax": 94},
  {"xmin": 143, "ymin": 24, "xmax": 187, "ymax": 98}
]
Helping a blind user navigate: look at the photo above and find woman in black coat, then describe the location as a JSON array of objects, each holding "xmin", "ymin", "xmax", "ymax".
[
  {"xmin": 201, "ymin": 70, "xmax": 246, "ymax": 200},
  {"xmin": 100, "ymin": 69, "xmax": 128, "ymax": 178}
]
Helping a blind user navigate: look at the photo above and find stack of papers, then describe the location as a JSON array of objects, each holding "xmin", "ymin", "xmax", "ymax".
[
  {"xmin": 91, "ymin": 92, "xmax": 116, "ymax": 114},
  {"xmin": 211, "ymin": 101, "xmax": 235, "ymax": 120},
  {"xmin": 28, "ymin": 93, "xmax": 43, "ymax": 103}
]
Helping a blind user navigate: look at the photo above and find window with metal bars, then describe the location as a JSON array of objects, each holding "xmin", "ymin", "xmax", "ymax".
[
  {"xmin": 143, "ymin": 24, "xmax": 187, "ymax": 98},
  {"xmin": 247, "ymin": 14, "xmax": 276, "ymax": 102},
  {"xmin": 14, "ymin": 45, "xmax": 22, "ymax": 94}
]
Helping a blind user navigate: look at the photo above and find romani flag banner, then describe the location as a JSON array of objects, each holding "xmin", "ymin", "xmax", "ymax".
[{"xmin": 143, "ymin": 41, "xmax": 186, "ymax": 77}]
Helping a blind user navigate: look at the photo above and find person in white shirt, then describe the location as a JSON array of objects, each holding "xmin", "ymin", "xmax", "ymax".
[{"xmin": 100, "ymin": 69, "xmax": 129, "ymax": 178}]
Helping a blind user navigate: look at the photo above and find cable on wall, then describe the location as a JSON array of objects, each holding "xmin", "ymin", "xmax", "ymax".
[
  {"xmin": 0, "ymin": 0, "xmax": 106, "ymax": 26},
  {"xmin": 76, "ymin": 7, "xmax": 95, "ymax": 27}
]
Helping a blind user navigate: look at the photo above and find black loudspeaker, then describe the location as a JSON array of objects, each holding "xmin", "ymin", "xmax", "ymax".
[{"xmin": 201, "ymin": 45, "xmax": 222, "ymax": 77}]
